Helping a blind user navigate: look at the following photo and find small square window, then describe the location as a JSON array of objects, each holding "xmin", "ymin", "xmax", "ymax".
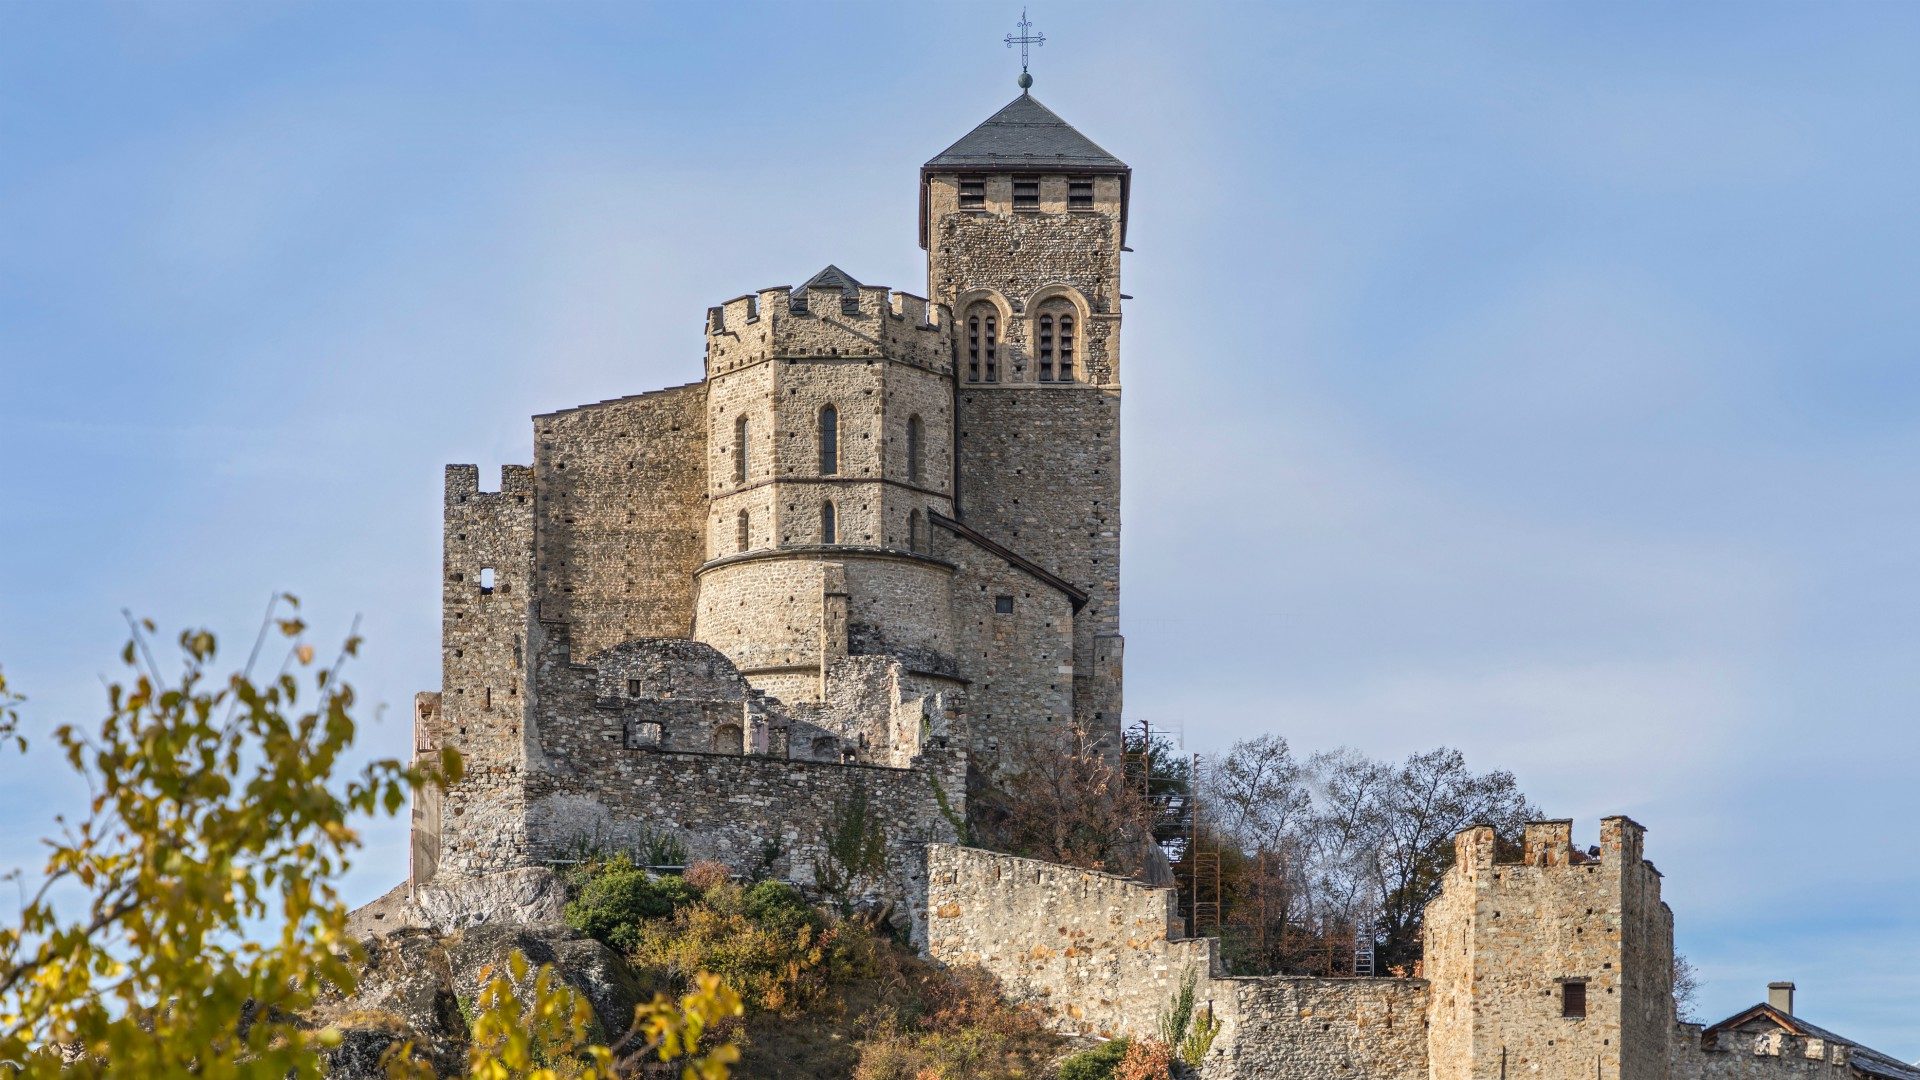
[
  {"xmin": 627, "ymin": 720, "xmax": 663, "ymax": 749},
  {"xmin": 994, "ymin": 595, "xmax": 1015, "ymax": 614},
  {"xmin": 627, "ymin": 678, "xmax": 643, "ymax": 697},
  {"xmin": 1069, "ymin": 179, "xmax": 1094, "ymax": 209},
  {"xmin": 959, "ymin": 179, "xmax": 986, "ymax": 209},
  {"xmin": 1013, "ymin": 181, "xmax": 1039, "ymax": 210},
  {"xmin": 1561, "ymin": 981, "xmax": 1587, "ymax": 1018}
]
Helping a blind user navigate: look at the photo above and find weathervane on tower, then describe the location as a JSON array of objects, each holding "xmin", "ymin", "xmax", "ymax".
[{"xmin": 1005, "ymin": 9, "xmax": 1044, "ymax": 91}]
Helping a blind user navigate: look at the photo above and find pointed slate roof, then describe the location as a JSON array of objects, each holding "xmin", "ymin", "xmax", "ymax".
[
  {"xmin": 924, "ymin": 93, "xmax": 1126, "ymax": 172},
  {"xmin": 791, "ymin": 265, "xmax": 863, "ymax": 314}
]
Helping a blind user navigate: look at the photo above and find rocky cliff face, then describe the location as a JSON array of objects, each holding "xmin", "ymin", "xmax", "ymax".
[{"xmin": 321, "ymin": 875, "xmax": 640, "ymax": 1079}]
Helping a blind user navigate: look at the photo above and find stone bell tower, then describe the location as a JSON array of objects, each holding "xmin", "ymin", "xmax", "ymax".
[{"xmin": 920, "ymin": 84, "xmax": 1130, "ymax": 742}]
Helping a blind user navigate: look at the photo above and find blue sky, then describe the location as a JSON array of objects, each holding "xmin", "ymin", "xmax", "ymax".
[{"xmin": 3, "ymin": 0, "xmax": 1918, "ymax": 1058}]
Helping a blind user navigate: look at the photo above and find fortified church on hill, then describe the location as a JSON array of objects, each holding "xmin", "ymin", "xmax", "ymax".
[{"xmin": 384, "ymin": 64, "xmax": 1918, "ymax": 1080}]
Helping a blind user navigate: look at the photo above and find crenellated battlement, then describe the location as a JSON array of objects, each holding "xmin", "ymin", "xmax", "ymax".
[
  {"xmin": 444, "ymin": 463, "xmax": 533, "ymax": 502},
  {"xmin": 704, "ymin": 276, "xmax": 951, "ymax": 377}
]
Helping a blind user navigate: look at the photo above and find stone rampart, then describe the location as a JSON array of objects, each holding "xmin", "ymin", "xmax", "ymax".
[{"xmin": 924, "ymin": 845, "xmax": 1430, "ymax": 1079}]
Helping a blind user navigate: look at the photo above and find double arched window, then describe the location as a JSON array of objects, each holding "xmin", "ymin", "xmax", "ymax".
[
  {"xmin": 818, "ymin": 405, "xmax": 838, "ymax": 475},
  {"xmin": 965, "ymin": 302, "xmax": 999, "ymax": 383},
  {"xmin": 733, "ymin": 415, "xmax": 750, "ymax": 483},
  {"xmin": 1035, "ymin": 300, "xmax": 1077, "ymax": 383},
  {"xmin": 906, "ymin": 414, "xmax": 924, "ymax": 483},
  {"xmin": 820, "ymin": 500, "xmax": 837, "ymax": 545}
]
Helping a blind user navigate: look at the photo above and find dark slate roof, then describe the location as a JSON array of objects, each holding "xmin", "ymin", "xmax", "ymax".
[
  {"xmin": 792, "ymin": 265, "xmax": 862, "ymax": 314},
  {"xmin": 924, "ymin": 93, "xmax": 1126, "ymax": 172},
  {"xmin": 1703, "ymin": 1003, "xmax": 1920, "ymax": 1080}
]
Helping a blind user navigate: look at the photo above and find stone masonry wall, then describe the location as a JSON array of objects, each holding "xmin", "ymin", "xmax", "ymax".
[
  {"xmin": 937, "ymin": 529, "xmax": 1078, "ymax": 757},
  {"xmin": 925, "ymin": 845, "xmax": 1429, "ymax": 1080},
  {"xmin": 431, "ymin": 464, "xmax": 536, "ymax": 876},
  {"xmin": 525, "ymin": 619, "xmax": 967, "ymax": 944},
  {"xmin": 1423, "ymin": 818, "xmax": 1673, "ymax": 1080},
  {"xmin": 1671, "ymin": 1025, "xmax": 1859, "ymax": 1079},
  {"xmin": 533, "ymin": 383, "xmax": 708, "ymax": 654},
  {"xmin": 953, "ymin": 385, "xmax": 1122, "ymax": 735}
]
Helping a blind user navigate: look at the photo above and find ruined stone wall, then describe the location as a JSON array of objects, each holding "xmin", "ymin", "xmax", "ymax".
[
  {"xmin": 1670, "ymin": 1026, "xmax": 1859, "ymax": 1078},
  {"xmin": 533, "ymin": 384, "xmax": 707, "ymax": 654},
  {"xmin": 937, "ymin": 529, "xmax": 1077, "ymax": 756},
  {"xmin": 429, "ymin": 464, "xmax": 536, "ymax": 876},
  {"xmin": 1424, "ymin": 818, "xmax": 1673, "ymax": 1080},
  {"xmin": 925, "ymin": 845, "xmax": 1430, "ymax": 1079},
  {"xmin": 526, "ymin": 621, "xmax": 966, "ymax": 943}
]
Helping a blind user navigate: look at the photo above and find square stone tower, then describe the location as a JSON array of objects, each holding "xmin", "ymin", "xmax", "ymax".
[
  {"xmin": 921, "ymin": 90, "xmax": 1129, "ymax": 747},
  {"xmin": 1424, "ymin": 817, "xmax": 1677, "ymax": 1079}
]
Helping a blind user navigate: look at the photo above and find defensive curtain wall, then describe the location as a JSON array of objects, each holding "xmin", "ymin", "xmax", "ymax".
[{"xmin": 926, "ymin": 820, "xmax": 1870, "ymax": 1080}]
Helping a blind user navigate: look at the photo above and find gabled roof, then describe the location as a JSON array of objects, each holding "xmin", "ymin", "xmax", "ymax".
[
  {"xmin": 924, "ymin": 92, "xmax": 1127, "ymax": 172},
  {"xmin": 1703, "ymin": 1003, "xmax": 1920, "ymax": 1080}
]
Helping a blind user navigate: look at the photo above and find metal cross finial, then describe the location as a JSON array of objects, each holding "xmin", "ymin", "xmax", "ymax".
[{"xmin": 1005, "ymin": 8, "xmax": 1044, "ymax": 90}]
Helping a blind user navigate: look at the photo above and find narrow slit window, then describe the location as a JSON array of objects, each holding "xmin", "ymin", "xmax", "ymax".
[
  {"xmin": 1068, "ymin": 179, "xmax": 1094, "ymax": 209},
  {"xmin": 736, "ymin": 509, "xmax": 751, "ymax": 553},
  {"xmin": 959, "ymin": 179, "xmax": 986, "ymax": 209},
  {"xmin": 907, "ymin": 414, "xmax": 924, "ymax": 482},
  {"xmin": 1561, "ymin": 981, "xmax": 1587, "ymax": 1018},
  {"xmin": 821, "ymin": 500, "xmax": 837, "ymax": 544},
  {"xmin": 479, "ymin": 568, "xmax": 495, "ymax": 595},
  {"xmin": 1038, "ymin": 314, "xmax": 1055, "ymax": 381},
  {"xmin": 908, "ymin": 509, "xmax": 923, "ymax": 552},
  {"xmin": 1013, "ymin": 180, "xmax": 1039, "ymax": 209},
  {"xmin": 818, "ymin": 405, "xmax": 838, "ymax": 475},
  {"xmin": 1058, "ymin": 314, "xmax": 1075, "ymax": 382},
  {"xmin": 983, "ymin": 313, "xmax": 998, "ymax": 382},
  {"xmin": 966, "ymin": 315, "xmax": 981, "ymax": 382},
  {"xmin": 733, "ymin": 415, "xmax": 750, "ymax": 483}
]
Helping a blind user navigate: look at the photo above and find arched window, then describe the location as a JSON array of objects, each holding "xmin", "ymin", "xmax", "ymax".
[
  {"xmin": 964, "ymin": 302, "xmax": 999, "ymax": 383},
  {"xmin": 733, "ymin": 415, "xmax": 750, "ymax": 483},
  {"xmin": 820, "ymin": 500, "xmax": 837, "ymax": 544},
  {"xmin": 1035, "ymin": 299, "xmax": 1078, "ymax": 383},
  {"xmin": 818, "ymin": 405, "xmax": 838, "ymax": 475},
  {"xmin": 712, "ymin": 723, "xmax": 743, "ymax": 755},
  {"xmin": 908, "ymin": 509, "xmax": 922, "ymax": 553},
  {"xmin": 736, "ymin": 509, "xmax": 751, "ymax": 553},
  {"xmin": 906, "ymin": 414, "xmax": 924, "ymax": 483}
]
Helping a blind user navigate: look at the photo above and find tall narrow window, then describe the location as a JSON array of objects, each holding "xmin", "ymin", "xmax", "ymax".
[
  {"xmin": 736, "ymin": 509, "xmax": 751, "ymax": 553},
  {"xmin": 964, "ymin": 303, "xmax": 999, "ymax": 383},
  {"xmin": 906, "ymin": 415, "xmax": 924, "ymax": 482},
  {"xmin": 818, "ymin": 405, "xmax": 838, "ymax": 475},
  {"xmin": 479, "ymin": 567, "xmax": 495, "ymax": 595},
  {"xmin": 1036, "ymin": 299, "xmax": 1076, "ymax": 383},
  {"xmin": 820, "ymin": 500, "xmax": 837, "ymax": 544},
  {"xmin": 733, "ymin": 415, "xmax": 750, "ymax": 484},
  {"xmin": 959, "ymin": 179, "xmax": 986, "ymax": 209},
  {"xmin": 908, "ymin": 509, "xmax": 922, "ymax": 552}
]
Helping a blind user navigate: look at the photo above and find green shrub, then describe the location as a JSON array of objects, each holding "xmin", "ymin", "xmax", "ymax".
[
  {"xmin": 1058, "ymin": 1038, "xmax": 1131, "ymax": 1080},
  {"xmin": 563, "ymin": 855, "xmax": 697, "ymax": 952},
  {"xmin": 630, "ymin": 880, "xmax": 862, "ymax": 1014}
]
